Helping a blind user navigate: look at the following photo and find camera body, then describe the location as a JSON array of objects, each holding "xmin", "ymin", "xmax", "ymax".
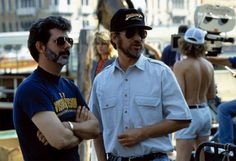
[
  {"xmin": 194, "ymin": 4, "xmax": 235, "ymax": 56},
  {"xmin": 171, "ymin": 34, "xmax": 181, "ymax": 52},
  {"xmin": 170, "ymin": 25, "xmax": 189, "ymax": 52}
]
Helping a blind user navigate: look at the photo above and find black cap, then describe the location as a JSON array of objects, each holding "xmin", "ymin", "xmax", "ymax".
[
  {"xmin": 178, "ymin": 25, "xmax": 189, "ymax": 34},
  {"xmin": 110, "ymin": 8, "xmax": 152, "ymax": 32}
]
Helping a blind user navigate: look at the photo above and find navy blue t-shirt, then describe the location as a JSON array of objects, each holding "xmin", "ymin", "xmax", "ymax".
[{"xmin": 13, "ymin": 67, "xmax": 87, "ymax": 161}]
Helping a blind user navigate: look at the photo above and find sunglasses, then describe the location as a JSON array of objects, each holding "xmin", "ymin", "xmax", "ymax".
[
  {"xmin": 123, "ymin": 28, "xmax": 147, "ymax": 39},
  {"xmin": 55, "ymin": 36, "xmax": 73, "ymax": 47}
]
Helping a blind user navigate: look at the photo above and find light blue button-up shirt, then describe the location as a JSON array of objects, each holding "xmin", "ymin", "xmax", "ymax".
[{"xmin": 89, "ymin": 54, "xmax": 191, "ymax": 157}]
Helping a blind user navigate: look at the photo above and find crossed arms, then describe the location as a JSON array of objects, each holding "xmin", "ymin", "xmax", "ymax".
[{"xmin": 32, "ymin": 106, "xmax": 100, "ymax": 150}]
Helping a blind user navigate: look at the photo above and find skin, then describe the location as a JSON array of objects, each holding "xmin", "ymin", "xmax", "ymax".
[
  {"xmin": 206, "ymin": 56, "xmax": 232, "ymax": 67},
  {"xmin": 32, "ymin": 28, "xmax": 100, "ymax": 150},
  {"xmin": 173, "ymin": 57, "xmax": 216, "ymax": 105},
  {"xmin": 93, "ymin": 28, "xmax": 190, "ymax": 161},
  {"xmin": 173, "ymin": 56, "xmax": 216, "ymax": 161},
  {"xmin": 206, "ymin": 56, "xmax": 236, "ymax": 77},
  {"xmin": 96, "ymin": 41, "xmax": 109, "ymax": 60}
]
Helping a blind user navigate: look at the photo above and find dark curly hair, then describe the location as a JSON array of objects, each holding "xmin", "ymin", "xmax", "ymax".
[
  {"xmin": 28, "ymin": 16, "xmax": 71, "ymax": 62},
  {"xmin": 178, "ymin": 37, "xmax": 208, "ymax": 58}
]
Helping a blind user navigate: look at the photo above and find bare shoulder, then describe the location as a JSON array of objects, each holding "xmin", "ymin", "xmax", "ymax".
[
  {"xmin": 173, "ymin": 59, "xmax": 189, "ymax": 70},
  {"xmin": 203, "ymin": 57, "xmax": 214, "ymax": 65},
  {"xmin": 201, "ymin": 57, "xmax": 214, "ymax": 70}
]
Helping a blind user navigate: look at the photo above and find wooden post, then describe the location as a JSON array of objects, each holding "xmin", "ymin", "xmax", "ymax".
[
  {"xmin": 77, "ymin": 29, "xmax": 94, "ymax": 100},
  {"xmin": 77, "ymin": 29, "xmax": 94, "ymax": 161}
]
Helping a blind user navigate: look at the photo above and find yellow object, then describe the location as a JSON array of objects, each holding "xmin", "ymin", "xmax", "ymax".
[{"xmin": 0, "ymin": 130, "xmax": 23, "ymax": 161}]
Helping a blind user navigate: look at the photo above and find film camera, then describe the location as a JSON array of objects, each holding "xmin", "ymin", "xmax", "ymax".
[
  {"xmin": 170, "ymin": 25, "xmax": 189, "ymax": 51},
  {"xmin": 194, "ymin": 4, "xmax": 235, "ymax": 56}
]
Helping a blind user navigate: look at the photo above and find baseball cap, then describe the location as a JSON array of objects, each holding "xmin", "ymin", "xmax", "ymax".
[
  {"xmin": 184, "ymin": 27, "xmax": 206, "ymax": 44},
  {"xmin": 110, "ymin": 8, "xmax": 152, "ymax": 32},
  {"xmin": 178, "ymin": 25, "xmax": 189, "ymax": 34}
]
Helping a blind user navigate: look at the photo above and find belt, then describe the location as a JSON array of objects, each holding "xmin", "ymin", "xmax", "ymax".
[
  {"xmin": 189, "ymin": 105, "xmax": 205, "ymax": 109},
  {"xmin": 108, "ymin": 152, "xmax": 167, "ymax": 161}
]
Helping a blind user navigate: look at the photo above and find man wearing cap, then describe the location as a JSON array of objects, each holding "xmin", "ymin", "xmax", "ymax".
[
  {"xmin": 161, "ymin": 25, "xmax": 189, "ymax": 69},
  {"xmin": 173, "ymin": 27, "xmax": 216, "ymax": 161},
  {"xmin": 89, "ymin": 8, "xmax": 192, "ymax": 161}
]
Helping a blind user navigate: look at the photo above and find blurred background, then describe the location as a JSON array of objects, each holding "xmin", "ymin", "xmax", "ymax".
[{"xmin": 0, "ymin": 0, "xmax": 236, "ymax": 161}]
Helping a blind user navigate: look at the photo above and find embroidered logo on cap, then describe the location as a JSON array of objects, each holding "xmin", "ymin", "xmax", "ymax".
[{"xmin": 125, "ymin": 13, "xmax": 143, "ymax": 21}]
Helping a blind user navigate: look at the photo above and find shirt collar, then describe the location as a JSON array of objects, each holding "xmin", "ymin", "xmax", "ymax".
[{"xmin": 112, "ymin": 54, "xmax": 146, "ymax": 72}]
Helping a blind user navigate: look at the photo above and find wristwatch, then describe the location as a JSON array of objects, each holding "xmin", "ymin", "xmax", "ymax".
[{"xmin": 68, "ymin": 121, "xmax": 74, "ymax": 130}]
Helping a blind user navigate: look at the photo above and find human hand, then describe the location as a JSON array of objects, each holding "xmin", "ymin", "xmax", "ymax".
[
  {"xmin": 37, "ymin": 130, "xmax": 48, "ymax": 145},
  {"xmin": 75, "ymin": 106, "xmax": 89, "ymax": 123},
  {"xmin": 117, "ymin": 128, "xmax": 144, "ymax": 147}
]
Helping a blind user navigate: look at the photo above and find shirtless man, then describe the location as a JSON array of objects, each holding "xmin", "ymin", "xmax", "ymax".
[{"xmin": 173, "ymin": 27, "xmax": 216, "ymax": 161}]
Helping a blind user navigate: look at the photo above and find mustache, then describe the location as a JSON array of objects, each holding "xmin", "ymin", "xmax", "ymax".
[
  {"xmin": 132, "ymin": 41, "xmax": 142, "ymax": 46},
  {"xmin": 58, "ymin": 50, "xmax": 70, "ymax": 56}
]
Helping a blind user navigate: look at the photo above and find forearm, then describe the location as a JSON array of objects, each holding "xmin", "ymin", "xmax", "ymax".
[
  {"xmin": 60, "ymin": 132, "xmax": 80, "ymax": 149},
  {"xmin": 117, "ymin": 120, "xmax": 191, "ymax": 147},
  {"xmin": 74, "ymin": 106, "xmax": 100, "ymax": 139},
  {"xmin": 154, "ymin": 51, "xmax": 161, "ymax": 60},
  {"xmin": 43, "ymin": 124, "xmax": 80, "ymax": 150},
  {"xmin": 206, "ymin": 56, "xmax": 232, "ymax": 67},
  {"xmin": 73, "ymin": 120, "xmax": 100, "ymax": 139},
  {"xmin": 141, "ymin": 120, "xmax": 190, "ymax": 139},
  {"xmin": 33, "ymin": 112, "xmax": 81, "ymax": 150},
  {"xmin": 94, "ymin": 134, "xmax": 107, "ymax": 161},
  {"xmin": 58, "ymin": 122, "xmax": 82, "ymax": 149}
]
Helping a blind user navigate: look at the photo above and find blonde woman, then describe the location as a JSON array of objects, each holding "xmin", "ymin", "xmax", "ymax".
[{"xmin": 91, "ymin": 31, "xmax": 116, "ymax": 82}]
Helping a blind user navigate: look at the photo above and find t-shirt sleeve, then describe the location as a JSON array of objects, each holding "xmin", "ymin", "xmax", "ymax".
[
  {"xmin": 229, "ymin": 57, "xmax": 236, "ymax": 68},
  {"xmin": 15, "ymin": 81, "xmax": 54, "ymax": 119},
  {"xmin": 66, "ymin": 79, "xmax": 88, "ymax": 108}
]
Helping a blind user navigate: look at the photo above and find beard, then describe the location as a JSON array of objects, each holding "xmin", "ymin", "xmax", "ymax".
[
  {"xmin": 117, "ymin": 37, "xmax": 143, "ymax": 59},
  {"xmin": 45, "ymin": 47, "xmax": 70, "ymax": 65}
]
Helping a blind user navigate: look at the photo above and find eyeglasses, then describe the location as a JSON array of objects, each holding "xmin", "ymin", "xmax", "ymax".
[
  {"xmin": 124, "ymin": 28, "xmax": 147, "ymax": 39},
  {"xmin": 55, "ymin": 36, "xmax": 73, "ymax": 47}
]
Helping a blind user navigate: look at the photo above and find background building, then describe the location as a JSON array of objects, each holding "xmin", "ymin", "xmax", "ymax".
[
  {"xmin": 0, "ymin": 0, "xmax": 98, "ymax": 32},
  {"xmin": 1, "ymin": 0, "xmax": 236, "ymax": 32}
]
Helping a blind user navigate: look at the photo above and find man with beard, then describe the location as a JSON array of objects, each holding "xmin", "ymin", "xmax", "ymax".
[
  {"xmin": 89, "ymin": 8, "xmax": 192, "ymax": 161},
  {"xmin": 13, "ymin": 16, "xmax": 100, "ymax": 161}
]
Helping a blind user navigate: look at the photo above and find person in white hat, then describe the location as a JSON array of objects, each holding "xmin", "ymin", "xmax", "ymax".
[{"xmin": 173, "ymin": 27, "xmax": 216, "ymax": 161}]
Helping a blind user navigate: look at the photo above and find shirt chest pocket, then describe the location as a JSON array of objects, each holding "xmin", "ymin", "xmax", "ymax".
[
  {"xmin": 100, "ymin": 97, "xmax": 118, "ymax": 129},
  {"xmin": 102, "ymin": 96, "xmax": 117, "ymax": 109},
  {"xmin": 134, "ymin": 96, "xmax": 162, "ymax": 124},
  {"xmin": 135, "ymin": 96, "xmax": 160, "ymax": 107}
]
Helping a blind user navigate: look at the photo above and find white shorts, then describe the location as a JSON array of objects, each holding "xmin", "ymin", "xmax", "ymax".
[{"xmin": 175, "ymin": 105, "xmax": 212, "ymax": 139}]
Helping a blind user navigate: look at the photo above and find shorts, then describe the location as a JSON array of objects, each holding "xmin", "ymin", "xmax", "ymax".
[{"xmin": 175, "ymin": 105, "xmax": 212, "ymax": 139}]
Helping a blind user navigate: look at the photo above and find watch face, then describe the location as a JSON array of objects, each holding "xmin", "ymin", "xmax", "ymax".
[{"xmin": 68, "ymin": 121, "xmax": 74, "ymax": 130}]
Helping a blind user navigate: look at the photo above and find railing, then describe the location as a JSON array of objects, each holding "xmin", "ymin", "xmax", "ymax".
[{"xmin": 0, "ymin": 75, "xmax": 26, "ymax": 109}]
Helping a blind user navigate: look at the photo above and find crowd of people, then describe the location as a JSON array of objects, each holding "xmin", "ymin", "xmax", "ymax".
[{"xmin": 12, "ymin": 7, "xmax": 236, "ymax": 161}]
